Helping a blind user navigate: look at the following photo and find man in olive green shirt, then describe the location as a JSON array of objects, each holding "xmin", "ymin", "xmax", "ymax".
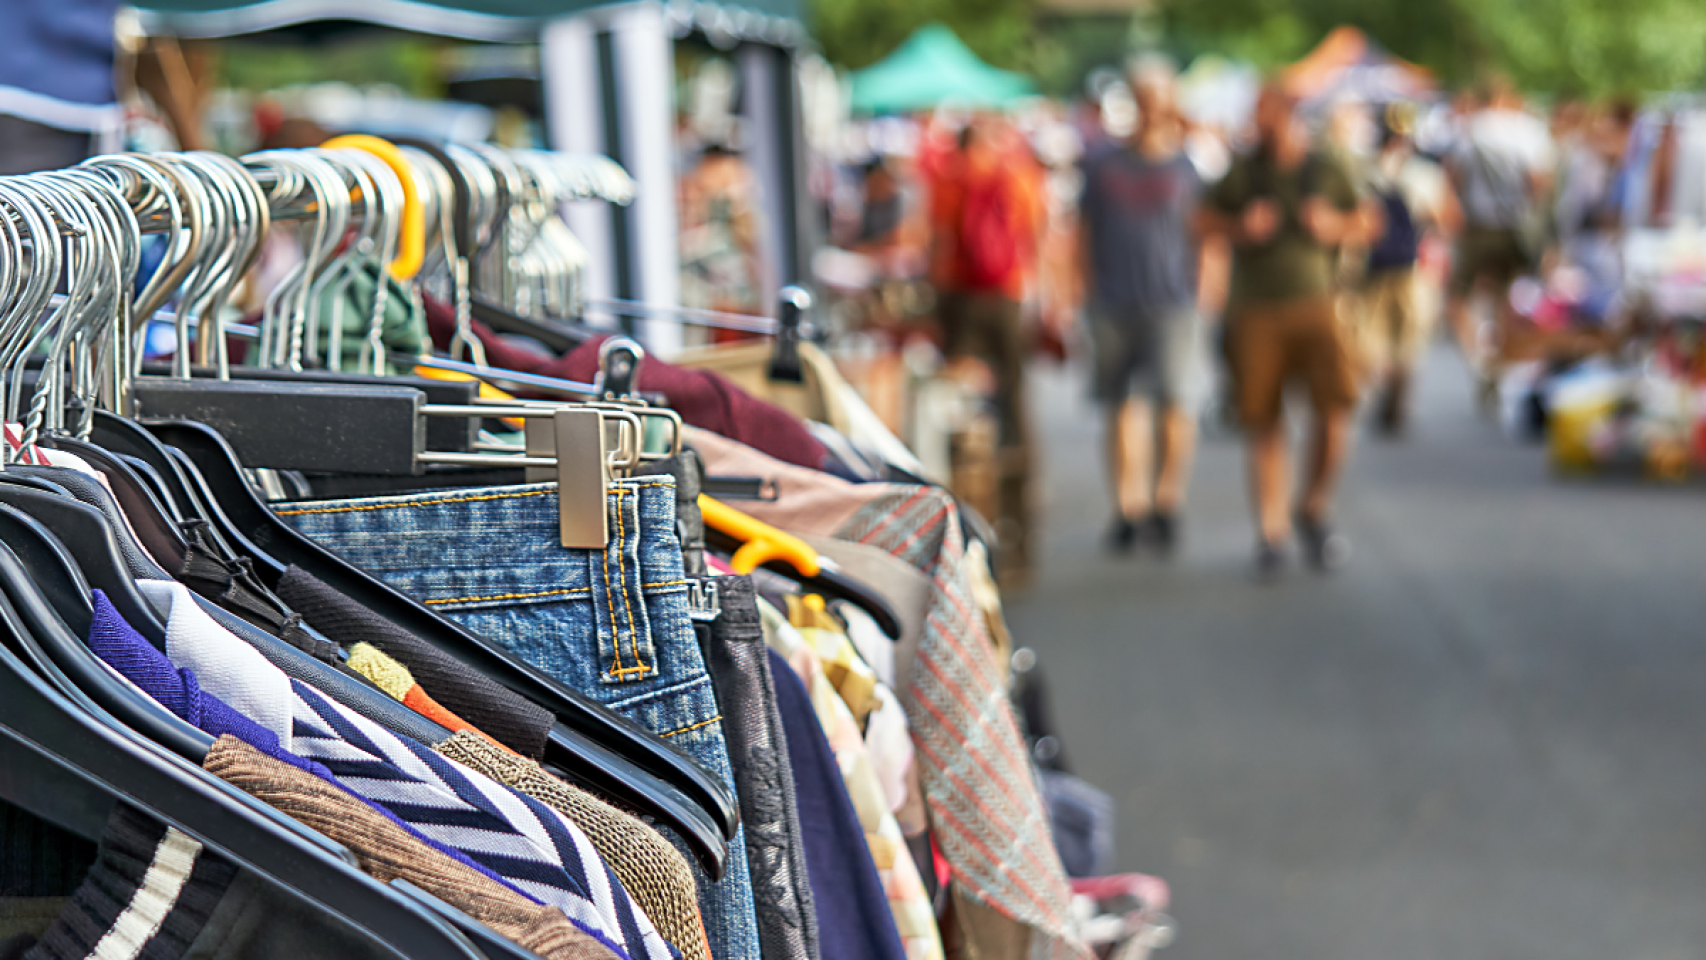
[{"xmin": 1199, "ymin": 84, "xmax": 1378, "ymax": 576}]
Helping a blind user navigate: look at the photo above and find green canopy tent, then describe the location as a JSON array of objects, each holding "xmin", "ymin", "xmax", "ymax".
[{"xmin": 848, "ymin": 23, "xmax": 1034, "ymax": 113}]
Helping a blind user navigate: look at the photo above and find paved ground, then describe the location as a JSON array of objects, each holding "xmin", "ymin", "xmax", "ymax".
[{"xmin": 1006, "ymin": 349, "xmax": 1706, "ymax": 960}]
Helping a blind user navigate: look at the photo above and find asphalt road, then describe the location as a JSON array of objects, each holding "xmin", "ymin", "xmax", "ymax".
[{"xmin": 1006, "ymin": 349, "xmax": 1706, "ymax": 960}]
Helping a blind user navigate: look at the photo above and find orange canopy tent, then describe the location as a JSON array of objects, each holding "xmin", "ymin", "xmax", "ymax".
[{"xmin": 1281, "ymin": 26, "xmax": 1436, "ymax": 102}]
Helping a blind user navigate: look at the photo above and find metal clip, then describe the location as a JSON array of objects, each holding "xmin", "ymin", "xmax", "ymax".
[
  {"xmin": 686, "ymin": 578, "xmax": 721, "ymax": 622},
  {"xmin": 524, "ymin": 406, "xmax": 608, "ymax": 549}
]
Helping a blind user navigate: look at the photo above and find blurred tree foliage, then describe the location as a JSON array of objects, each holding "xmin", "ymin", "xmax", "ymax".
[
  {"xmin": 1161, "ymin": 0, "xmax": 1706, "ymax": 93},
  {"xmin": 811, "ymin": 0, "xmax": 1706, "ymax": 96},
  {"xmin": 809, "ymin": 0, "xmax": 1038, "ymax": 72},
  {"xmin": 214, "ymin": 36, "xmax": 447, "ymax": 96}
]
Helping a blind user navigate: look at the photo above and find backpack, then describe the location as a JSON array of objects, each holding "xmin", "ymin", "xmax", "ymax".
[
  {"xmin": 958, "ymin": 176, "xmax": 1020, "ymax": 290},
  {"xmin": 1366, "ymin": 181, "xmax": 1420, "ymax": 272}
]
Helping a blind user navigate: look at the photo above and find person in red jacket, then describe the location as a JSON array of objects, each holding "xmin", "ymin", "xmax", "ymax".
[{"xmin": 929, "ymin": 115, "xmax": 1043, "ymax": 451}]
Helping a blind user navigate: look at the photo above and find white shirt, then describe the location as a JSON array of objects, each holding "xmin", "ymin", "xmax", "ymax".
[{"xmin": 1453, "ymin": 108, "xmax": 1554, "ymax": 228}]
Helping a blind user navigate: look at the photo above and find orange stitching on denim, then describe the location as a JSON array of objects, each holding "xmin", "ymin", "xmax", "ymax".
[
  {"xmin": 424, "ymin": 586, "xmax": 592, "ymax": 606},
  {"xmin": 608, "ymin": 665, "xmax": 653, "ymax": 676},
  {"xmin": 613, "ymin": 487, "xmax": 649, "ymax": 676},
  {"xmin": 423, "ymin": 582, "xmax": 681, "ymax": 606},
  {"xmin": 600, "ymin": 491, "xmax": 625, "ymax": 677},
  {"xmin": 274, "ymin": 482, "xmax": 670, "ymax": 517},
  {"xmin": 661, "ymin": 715, "xmax": 723, "ymax": 737},
  {"xmin": 274, "ymin": 488, "xmax": 556, "ymax": 516}
]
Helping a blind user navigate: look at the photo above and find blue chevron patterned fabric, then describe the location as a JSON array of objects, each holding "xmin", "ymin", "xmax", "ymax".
[{"xmin": 86, "ymin": 589, "xmax": 677, "ymax": 960}]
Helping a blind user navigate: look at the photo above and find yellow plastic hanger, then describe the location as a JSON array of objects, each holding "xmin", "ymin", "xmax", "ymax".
[
  {"xmin": 320, "ymin": 134, "xmax": 425, "ymax": 280},
  {"xmin": 698, "ymin": 495, "xmax": 820, "ymax": 576},
  {"xmin": 413, "ymin": 365, "xmax": 526, "ymax": 430}
]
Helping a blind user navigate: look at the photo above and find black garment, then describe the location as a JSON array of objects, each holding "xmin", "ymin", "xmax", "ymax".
[
  {"xmin": 2, "ymin": 802, "xmax": 400, "ymax": 960},
  {"xmin": 0, "ymin": 802, "xmax": 93, "ymax": 899},
  {"xmin": 696, "ymin": 578, "xmax": 818, "ymax": 960},
  {"xmin": 276, "ymin": 565, "xmax": 553, "ymax": 760},
  {"xmin": 637, "ymin": 452, "xmax": 706, "ymax": 578},
  {"xmin": 173, "ymin": 520, "xmax": 340, "ymax": 663},
  {"xmin": 768, "ymin": 649, "xmax": 908, "ymax": 960}
]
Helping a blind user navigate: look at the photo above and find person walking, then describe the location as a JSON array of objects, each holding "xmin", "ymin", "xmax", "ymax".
[
  {"xmin": 1444, "ymin": 77, "xmax": 1554, "ymax": 402},
  {"xmin": 1199, "ymin": 83, "xmax": 1377, "ymax": 575},
  {"xmin": 1078, "ymin": 61, "xmax": 1215, "ymax": 554},
  {"xmin": 1357, "ymin": 104, "xmax": 1460, "ymax": 436},
  {"xmin": 930, "ymin": 114, "xmax": 1042, "ymax": 452}
]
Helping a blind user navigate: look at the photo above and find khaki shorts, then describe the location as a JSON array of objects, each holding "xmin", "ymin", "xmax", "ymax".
[
  {"xmin": 1450, "ymin": 226, "xmax": 1530, "ymax": 298},
  {"xmin": 1225, "ymin": 296, "xmax": 1360, "ymax": 430},
  {"xmin": 1357, "ymin": 267, "xmax": 1432, "ymax": 373}
]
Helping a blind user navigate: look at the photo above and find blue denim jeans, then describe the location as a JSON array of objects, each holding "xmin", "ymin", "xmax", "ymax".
[{"xmin": 278, "ymin": 478, "xmax": 761, "ymax": 960}]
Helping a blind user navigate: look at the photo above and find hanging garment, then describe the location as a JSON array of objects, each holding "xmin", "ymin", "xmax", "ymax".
[
  {"xmin": 761, "ymin": 602, "xmax": 943, "ymax": 960},
  {"xmin": 276, "ymin": 565, "xmax": 555, "ymax": 760},
  {"xmin": 422, "ymin": 305, "xmax": 828, "ymax": 470},
  {"xmin": 278, "ymin": 478, "xmax": 764, "ymax": 960},
  {"xmin": 436, "ymin": 731, "xmax": 713, "ymax": 960},
  {"xmin": 85, "ymin": 592, "xmax": 676, "ymax": 960},
  {"xmin": 205, "ymin": 736, "xmax": 618, "ymax": 960},
  {"xmin": 671, "ymin": 341, "xmax": 934, "ymax": 483},
  {"xmin": 344, "ymin": 642, "xmax": 514, "ymax": 747},
  {"xmin": 694, "ymin": 576, "xmax": 820, "ymax": 960},
  {"xmin": 784, "ymin": 598, "xmax": 881, "ymax": 726},
  {"xmin": 794, "ymin": 599, "xmax": 923, "ymax": 840},
  {"xmin": 0, "ymin": 802, "xmax": 402, "ymax": 960},
  {"xmin": 768, "ymin": 648, "xmax": 912, "ymax": 960},
  {"xmin": 325, "ymin": 618, "xmax": 711, "ymax": 960},
  {"xmin": 688, "ymin": 432, "xmax": 1085, "ymax": 960}
]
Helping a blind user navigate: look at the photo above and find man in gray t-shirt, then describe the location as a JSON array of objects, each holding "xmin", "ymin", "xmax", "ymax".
[{"xmin": 1078, "ymin": 60, "xmax": 1215, "ymax": 555}]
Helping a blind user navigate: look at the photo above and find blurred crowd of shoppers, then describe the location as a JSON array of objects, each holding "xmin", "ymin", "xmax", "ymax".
[{"xmin": 819, "ymin": 59, "xmax": 1654, "ymax": 578}]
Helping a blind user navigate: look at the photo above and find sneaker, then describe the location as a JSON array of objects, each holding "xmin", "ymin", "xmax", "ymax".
[
  {"xmin": 1254, "ymin": 539, "xmax": 1287, "ymax": 580},
  {"xmin": 1149, "ymin": 512, "xmax": 1179, "ymax": 556},
  {"xmin": 1107, "ymin": 515, "xmax": 1141, "ymax": 554},
  {"xmin": 1295, "ymin": 511, "xmax": 1350, "ymax": 572}
]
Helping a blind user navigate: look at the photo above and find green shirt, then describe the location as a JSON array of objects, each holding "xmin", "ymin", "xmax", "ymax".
[{"xmin": 1209, "ymin": 149, "xmax": 1359, "ymax": 306}]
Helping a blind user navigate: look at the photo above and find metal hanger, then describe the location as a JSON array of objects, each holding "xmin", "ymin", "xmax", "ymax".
[
  {"xmin": 0, "ymin": 175, "xmax": 529, "ymax": 954},
  {"xmin": 77, "ymin": 146, "xmax": 740, "ymax": 862}
]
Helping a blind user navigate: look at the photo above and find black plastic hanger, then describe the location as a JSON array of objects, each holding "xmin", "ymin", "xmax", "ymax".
[
  {"xmin": 0, "ymin": 499, "xmax": 94, "ymax": 635},
  {"xmin": 0, "ymin": 591, "xmax": 495, "ymax": 960},
  {"xmin": 113, "ymin": 452, "xmax": 189, "ymax": 526},
  {"xmin": 0, "ymin": 520, "xmax": 212, "ymax": 760},
  {"xmin": 0, "ymin": 479, "xmax": 172, "ymax": 649},
  {"xmin": 91, "ymin": 411, "xmax": 209, "ymax": 525},
  {"xmin": 146, "ymin": 419, "xmax": 740, "ymax": 866},
  {"xmin": 46, "ymin": 435, "xmax": 190, "ymax": 568},
  {"xmin": 0, "ymin": 516, "xmax": 538, "ymax": 958}
]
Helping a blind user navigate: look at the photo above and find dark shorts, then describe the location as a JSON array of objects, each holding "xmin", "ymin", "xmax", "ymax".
[
  {"xmin": 1450, "ymin": 226, "xmax": 1531, "ymax": 297},
  {"xmin": 1225, "ymin": 297, "xmax": 1360, "ymax": 430},
  {"xmin": 1087, "ymin": 305, "xmax": 1207, "ymax": 411}
]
